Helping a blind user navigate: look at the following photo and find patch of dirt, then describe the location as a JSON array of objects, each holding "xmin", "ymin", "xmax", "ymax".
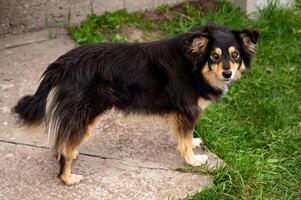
[
  {"xmin": 119, "ymin": 25, "xmax": 165, "ymax": 42},
  {"xmin": 120, "ymin": 0, "xmax": 219, "ymax": 42},
  {"xmin": 177, "ymin": 0, "xmax": 218, "ymax": 12},
  {"xmin": 143, "ymin": 9, "xmax": 176, "ymax": 22},
  {"xmin": 143, "ymin": 0, "xmax": 219, "ymax": 22},
  {"xmin": 119, "ymin": 26, "xmax": 144, "ymax": 42}
]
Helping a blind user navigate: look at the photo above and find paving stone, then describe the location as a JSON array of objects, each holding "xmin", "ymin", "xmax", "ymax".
[{"xmin": 0, "ymin": 142, "xmax": 211, "ymax": 200}]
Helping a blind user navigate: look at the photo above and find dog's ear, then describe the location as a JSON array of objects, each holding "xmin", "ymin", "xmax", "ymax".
[
  {"xmin": 233, "ymin": 29, "xmax": 259, "ymax": 56},
  {"xmin": 187, "ymin": 31, "xmax": 209, "ymax": 54}
]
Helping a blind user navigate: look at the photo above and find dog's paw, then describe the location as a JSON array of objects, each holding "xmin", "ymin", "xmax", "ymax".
[
  {"xmin": 61, "ymin": 174, "xmax": 83, "ymax": 186},
  {"xmin": 187, "ymin": 154, "xmax": 208, "ymax": 166},
  {"xmin": 72, "ymin": 150, "xmax": 79, "ymax": 160},
  {"xmin": 192, "ymin": 138, "xmax": 203, "ymax": 148}
]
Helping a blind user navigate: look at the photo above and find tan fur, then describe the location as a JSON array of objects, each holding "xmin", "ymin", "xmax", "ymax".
[
  {"xmin": 59, "ymin": 154, "xmax": 74, "ymax": 185},
  {"xmin": 233, "ymin": 61, "xmax": 246, "ymax": 81},
  {"xmin": 201, "ymin": 46, "xmax": 248, "ymax": 89},
  {"xmin": 229, "ymin": 60, "xmax": 238, "ymax": 70},
  {"xmin": 85, "ymin": 116, "xmax": 100, "ymax": 140},
  {"xmin": 227, "ymin": 46, "xmax": 247, "ymax": 81},
  {"xmin": 167, "ymin": 114, "xmax": 208, "ymax": 166},
  {"xmin": 228, "ymin": 46, "xmax": 236, "ymax": 55},
  {"xmin": 177, "ymin": 131, "xmax": 195, "ymax": 164},
  {"xmin": 201, "ymin": 62, "xmax": 225, "ymax": 89},
  {"xmin": 190, "ymin": 36, "xmax": 208, "ymax": 53},
  {"xmin": 240, "ymin": 60, "xmax": 246, "ymax": 71},
  {"xmin": 60, "ymin": 174, "xmax": 83, "ymax": 186},
  {"xmin": 228, "ymin": 46, "xmax": 240, "ymax": 71},
  {"xmin": 215, "ymin": 47, "xmax": 222, "ymax": 56},
  {"xmin": 214, "ymin": 62, "xmax": 224, "ymax": 77},
  {"xmin": 167, "ymin": 114, "xmax": 194, "ymax": 163},
  {"xmin": 198, "ymin": 97, "xmax": 210, "ymax": 110},
  {"xmin": 240, "ymin": 34, "xmax": 256, "ymax": 54},
  {"xmin": 58, "ymin": 116, "xmax": 100, "ymax": 185}
]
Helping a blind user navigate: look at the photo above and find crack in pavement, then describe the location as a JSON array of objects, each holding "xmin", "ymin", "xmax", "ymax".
[
  {"xmin": 0, "ymin": 139, "xmax": 173, "ymax": 171},
  {"xmin": 0, "ymin": 139, "xmax": 49, "ymax": 149},
  {"xmin": 0, "ymin": 39, "xmax": 52, "ymax": 51}
]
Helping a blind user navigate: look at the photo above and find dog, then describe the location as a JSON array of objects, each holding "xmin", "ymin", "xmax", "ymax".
[{"xmin": 14, "ymin": 24, "xmax": 259, "ymax": 185}]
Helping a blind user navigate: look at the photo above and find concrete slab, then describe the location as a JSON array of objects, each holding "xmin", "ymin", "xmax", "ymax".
[
  {"xmin": 0, "ymin": 30, "xmax": 221, "ymax": 199},
  {"xmin": 0, "ymin": 142, "xmax": 211, "ymax": 200}
]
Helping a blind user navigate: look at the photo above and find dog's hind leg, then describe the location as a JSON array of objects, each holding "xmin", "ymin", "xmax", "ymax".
[
  {"xmin": 58, "ymin": 145, "xmax": 83, "ymax": 185},
  {"xmin": 57, "ymin": 117, "xmax": 100, "ymax": 185},
  {"xmin": 46, "ymin": 83, "xmax": 114, "ymax": 185}
]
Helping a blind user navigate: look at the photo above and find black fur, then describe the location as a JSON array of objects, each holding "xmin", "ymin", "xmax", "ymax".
[
  {"xmin": 13, "ymin": 24, "xmax": 259, "ymax": 153},
  {"xmin": 58, "ymin": 155, "xmax": 65, "ymax": 176},
  {"xmin": 14, "ymin": 72, "xmax": 54, "ymax": 124}
]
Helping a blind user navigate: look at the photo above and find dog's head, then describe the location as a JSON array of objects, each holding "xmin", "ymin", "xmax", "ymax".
[{"xmin": 185, "ymin": 25, "xmax": 259, "ymax": 89}]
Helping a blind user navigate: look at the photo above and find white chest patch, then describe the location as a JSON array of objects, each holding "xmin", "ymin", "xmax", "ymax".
[{"xmin": 222, "ymin": 85, "xmax": 229, "ymax": 96}]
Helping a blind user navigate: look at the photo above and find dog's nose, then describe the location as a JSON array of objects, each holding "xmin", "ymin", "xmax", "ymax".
[{"xmin": 222, "ymin": 71, "xmax": 232, "ymax": 79}]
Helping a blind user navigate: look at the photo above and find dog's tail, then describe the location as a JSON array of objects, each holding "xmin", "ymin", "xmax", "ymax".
[{"xmin": 13, "ymin": 63, "xmax": 59, "ymax": 126}]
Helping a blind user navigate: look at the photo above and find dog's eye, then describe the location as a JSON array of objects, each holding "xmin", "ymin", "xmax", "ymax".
[
  {"xmin": 210, "ymin": 53, "xmax": 219, "ymax": 61},
  {"xmin": 231, "ymin": 52, "xmax": 240, "ymax": 60}
]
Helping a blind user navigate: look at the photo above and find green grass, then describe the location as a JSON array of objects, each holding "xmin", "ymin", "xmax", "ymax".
[
  {"xmin": 160, "ymin": 2, "xmax": 249, "ymax": 36},
  {"xmin": 69, "ymin": 1, "xmax": 301, "ymax": 199},
  {"xmin": 155, "ymin": 4, "xmax": 171, "ymax": 14},
  {"xmin": 68, "ymin": 10, "xmax": 155, "ymax": 44},
  {"xmin": 297, "ymin": 0, "xmax": 301, "ymax": 9},
  {"xmin": 193, "ymin": 2, "xmax": 301, "ymax": 199}
]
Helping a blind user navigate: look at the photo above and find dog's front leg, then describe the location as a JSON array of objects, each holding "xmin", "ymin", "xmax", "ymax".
[
  {"xmin": 177, "ymin": 130, "xmax": 208, "ymax": 166},
  {"xmin": 192, "ymin": 137, "xmax": 203, "ymax": 149},
  {"xmin": 169, "ymin": 113, "xmax": 208, "ymax": 166}
]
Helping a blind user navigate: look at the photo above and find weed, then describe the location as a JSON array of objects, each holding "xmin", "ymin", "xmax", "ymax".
[
  {"xmin": 69, "ymin": 9, "xmax": 158, "ymax": 44},
  {"xmin": 155, "ymin": 4, "xmax": 171, "ymax": 14},
  {"xmin": 111, "ymin": 33, "xmax": 127, "ymax": 43}
]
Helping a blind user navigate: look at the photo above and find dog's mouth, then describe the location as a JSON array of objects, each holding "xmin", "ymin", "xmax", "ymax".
[
  {"xmin": 220, "ymin": 70, "xmax": 235, "ymax": 82},
  {"xmin": 221, "ymin": 77, "xmax": 231, "ymax": 82}
]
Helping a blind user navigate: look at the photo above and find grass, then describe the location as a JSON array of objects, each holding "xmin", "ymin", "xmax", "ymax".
[
  {"xmin": 160, "ymin": 2, "xmax": 248, "ymax": 36},
  {"xmin": 193, "ymin": 2, "xmax": 301, "ymax": 199},
  {"xmin": 68, "ymin": 10, "xmax": 155, "ymax": 44},
  {"xmin": 155, "ymin": 4, "xmax": 171, "ymax": 14},
  {"xmin": 68, "ymin": 1, "xmax": 301, "ymax": 199}
]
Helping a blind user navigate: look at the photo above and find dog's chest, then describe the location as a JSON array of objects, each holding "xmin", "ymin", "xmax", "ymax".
[
  {"xmin": 198, "ymin": 85, "xmax": 228, "ymax": 111},
  {"xmin": 198, "ymin": 98, "xmax": 211, "ymax": 111}
]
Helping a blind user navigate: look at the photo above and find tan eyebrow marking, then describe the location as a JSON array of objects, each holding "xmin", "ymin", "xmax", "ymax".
[
  {"xmin": 228, "ymin": 46, "xmax": 237, "ymax": 54},
  {"xmin": 214, "ymin": 48, "xmax": 222, "ymax": 56}
]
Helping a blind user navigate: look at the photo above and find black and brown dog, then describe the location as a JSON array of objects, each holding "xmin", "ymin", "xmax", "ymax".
[{"xmin": 14, "ymin": 24, "xmax": 259, "ymax": 185}]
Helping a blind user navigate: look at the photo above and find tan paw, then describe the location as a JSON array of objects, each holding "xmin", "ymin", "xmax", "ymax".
[
  {"xmin": 187, "ymin": 154, "xmax": 208, "ymax": 166},
  {"xmin": 61, "ymin": 174, "xmax": 83, "ymax": 186},
  {"xmin": 192, "ymin": 138, "xmax": 203, "ymax": 148}
]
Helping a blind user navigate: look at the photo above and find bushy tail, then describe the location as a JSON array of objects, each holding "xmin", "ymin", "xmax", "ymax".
[{"xmin": 14, "ymin": 63, "xmax": 58, "ymax": 125}]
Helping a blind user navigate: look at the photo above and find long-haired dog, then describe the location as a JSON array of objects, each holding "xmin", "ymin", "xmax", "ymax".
[{"xmin": 14, "ymin": 25, "xmax": 258, "ymax": 185}]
